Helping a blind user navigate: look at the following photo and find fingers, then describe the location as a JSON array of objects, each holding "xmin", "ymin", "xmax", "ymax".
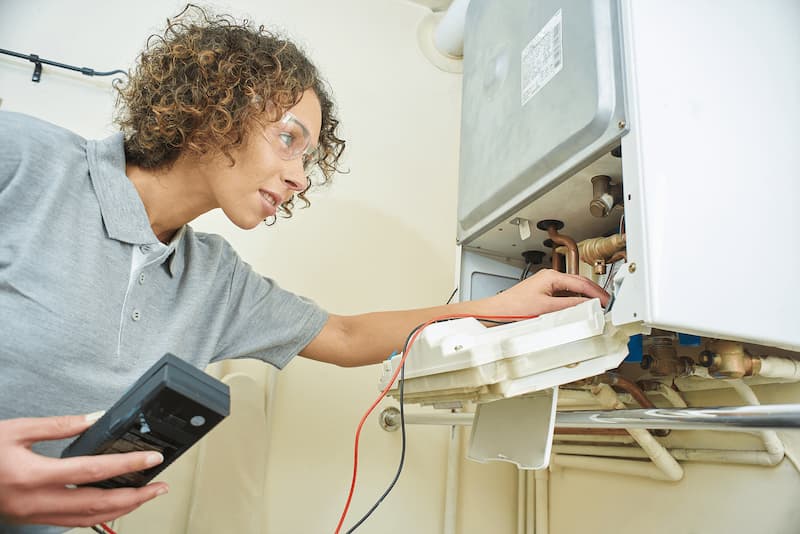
[
  {"xmin": 539, "ymin": 270, "xmax": 610, "ymax": 306},
  {"xmin": 14, "ymin": 483, "xmax": 166, "ymax": 527},
  {"xmin": 10, "ymin": 415, "xmax": 95, "ymax": 446},
  {"xmin": 33, "ymin": 451, "xmax": 164, "ymax": 486},
  {"xmin": 538, "ymin": 296, "xmax": 590, "ymax": 314}
]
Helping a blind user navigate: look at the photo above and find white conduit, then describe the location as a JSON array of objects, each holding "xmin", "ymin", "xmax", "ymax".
[
  {"xmin": 759, "ymin": 356, "xmax": 800, "ymax": 380},
  {"xmin": 553, "ymin": 444, "xmax": 789, "ymax": 467},
  {"xmin": 525, "ymin": 471, "xmax": 534, "ymax": 534},
  {"xmin": 517, "ymin": 470, "xmax": 525, "ymax": 534},
  {"xmin": 443, "ymin": 425, "xmax": 462, "ymax": 534},
  {"xmin": 728, "ymin": 380, "xmax": 785, "ymax": 465},
  {"xmin": 433, "ymin": 0, "xmax": 471, "ymax": 58},
  {"xmin": 655, "ymin": 382, "xmax": 688, "ymax": 408},
  {"xmin": 591, "ymin": 384, "xmax": 684, "ymax": 481},
  {"xmin": 551, "ymin": 454, "xmax": 680, "ymax": 482},
  {"xmin": 534, "ymin": 469, "xmax": 549, "ymax": 534}
]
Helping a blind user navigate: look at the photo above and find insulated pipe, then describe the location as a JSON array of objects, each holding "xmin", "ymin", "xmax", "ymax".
[
  {"xmin": 655, "ymin": 383, "xmax": 688, "ymax": 408},
  {"xmin": 758, "ymin": 356, "xmax": 800, "ymax": 380},
  {"xmin": 591, "ymin": 385, "xmax": 684, "ymax": 481},
  {"xmin": 551, "ymin": 454, "xmax": 680, "ymax": 482},
  {"xmin": 728, "ymin": 380, "xmax": 785, "ymax": 465},
  {"xmin": 433, "ymin": 0, "xmax": 471, "ymax": 58},
  {"xmin": 553, "ymin": 444, "xmax": 786, "ymax": 467}
]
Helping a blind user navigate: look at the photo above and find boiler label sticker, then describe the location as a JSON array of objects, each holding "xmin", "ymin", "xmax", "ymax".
[{"xmin": 521, "ymin": 9, "xmax": 563, "ymax": 107}]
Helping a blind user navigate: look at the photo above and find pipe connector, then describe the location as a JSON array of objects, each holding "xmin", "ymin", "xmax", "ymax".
[
  {"xmin": 699, "ymin": 341, "xmax": 761, "ymax": 379},
  {"xmin": 537, "ymin": 220, "xmax": 579, "ymax": 275},
  {"xmin": 589, "ymin": 175, "xmax": 623, "ymax": 218}
]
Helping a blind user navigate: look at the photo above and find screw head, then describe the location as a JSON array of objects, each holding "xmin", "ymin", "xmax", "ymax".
[
  {"xmin": 628, "ymin": 263, "xmax": 637, "ymax": 273},
  {"xmin": 618, "ymin": 119, "xmax": 626, "ymax": 129}
]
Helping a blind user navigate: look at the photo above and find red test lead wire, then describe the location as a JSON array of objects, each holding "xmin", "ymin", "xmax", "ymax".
[{"xmin": 333, "ymin": 313, "xmax": 537, "ymax": 534}]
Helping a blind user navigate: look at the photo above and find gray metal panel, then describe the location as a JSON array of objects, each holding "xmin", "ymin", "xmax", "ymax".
[
  {"xmin": 458, "ymin": 0, "xmax": 626, "ymax": 244},
  {"xmin": 459, "ymin": 249, "xmax": 522, "ymax": 302}
]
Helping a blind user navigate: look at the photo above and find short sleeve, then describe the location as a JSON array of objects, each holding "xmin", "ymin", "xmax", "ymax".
[{"xmin": 211, "ymin": 252, "xmax": 328, "ymax": 368}]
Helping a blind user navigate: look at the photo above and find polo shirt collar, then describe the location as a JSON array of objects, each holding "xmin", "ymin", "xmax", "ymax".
[{"xmin": 87, "ymin": 133, "xmax": 186, "ymax": 277}]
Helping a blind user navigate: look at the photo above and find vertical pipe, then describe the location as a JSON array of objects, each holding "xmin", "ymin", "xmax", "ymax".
[
  {"xmin": 517, "ymin": 470, "xmax": 526, "ymax": 534},
  {"xmin": 525, "ymin": 470, "xmax": 535, "ymax": 534},
  {"xmin": 443, "ymin": 425, "xmax": 462, "ymax": 534},
  {"xmin": 545, "ymin": 225, "xmax": 579, "ymax": 275},
  {"xmin": 728, "ymin": 380, "xmax": 785, "ymax": 464},
  {"xmin": 534, "ymin": 470, "xmax": 549, "ymax": 534}
]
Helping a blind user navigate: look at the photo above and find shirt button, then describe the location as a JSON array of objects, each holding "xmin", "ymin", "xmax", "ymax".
[
  {"xmin": 138, "ymin": 272, "xmax": 146, "ymax": 285},
  {"xmin": 140, "ymin": 244, "xmax": 152, "ymax": 253},
  {"xmin": 131, "ymin": 310, "xmax": 141, "ymax": 321}
]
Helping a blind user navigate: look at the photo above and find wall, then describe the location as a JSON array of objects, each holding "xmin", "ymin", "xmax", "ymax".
[{"xmin": 0, "ymin": 1, "xmax": 517, "ymax": 533}]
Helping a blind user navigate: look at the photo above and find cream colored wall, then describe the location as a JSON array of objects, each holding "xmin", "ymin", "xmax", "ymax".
[{"xmin": 0, "ymin": 1, "xmax": 516, "ymax": 533}]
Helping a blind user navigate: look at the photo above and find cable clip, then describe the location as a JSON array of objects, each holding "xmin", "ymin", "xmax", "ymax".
[{"xmin": 29, "ymin": 53, "xmax": 42, "ymax": 82}]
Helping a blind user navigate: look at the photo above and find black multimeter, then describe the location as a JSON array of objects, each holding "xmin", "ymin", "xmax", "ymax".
[{"xmin": 61, "ymin": 353, "xmax": 230, "ymax": 489}]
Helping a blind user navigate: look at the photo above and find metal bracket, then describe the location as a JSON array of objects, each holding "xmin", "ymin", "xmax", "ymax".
[{"xmin": 30, "ymin": 54, "xmax": 42, "ymax": 82}]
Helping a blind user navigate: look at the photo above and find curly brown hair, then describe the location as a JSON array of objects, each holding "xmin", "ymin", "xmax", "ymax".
[{"xmin": 115, "ymin": 4, "xmax": 345, "ymax": 218}]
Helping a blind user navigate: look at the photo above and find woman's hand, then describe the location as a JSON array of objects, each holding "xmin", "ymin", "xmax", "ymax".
[
  {"xmin": 0, "ymin": 414, "xmax": 168, "ymax": 528},
  {"xmin": 489, "ymin": 268, "xmax": 610, "ymax": 316}
]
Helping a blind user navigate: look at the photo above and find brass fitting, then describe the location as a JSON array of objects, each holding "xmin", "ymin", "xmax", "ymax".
[
  {"xmin": 589, "ymin": 175, "xmax": 624, "ymax": 218},
  {"xmin": 640, "ymin": 335, "xmax": 679, "ymax": 377},
  {"xmin": 556, "ymin": 234, "xmax": 626, "ymax": 267},
  {"xmin": 699, "ymin": 340, "xmax": 762, "ymax": 379}
]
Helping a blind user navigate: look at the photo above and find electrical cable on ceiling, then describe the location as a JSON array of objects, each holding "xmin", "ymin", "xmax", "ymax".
[
  {"xmin": 0, "ymin": 47, "xmax": 127, "ymax": 83},
  {"xmin": 335, "ymin": 313, "xmax": 535, "ymax": 533}
]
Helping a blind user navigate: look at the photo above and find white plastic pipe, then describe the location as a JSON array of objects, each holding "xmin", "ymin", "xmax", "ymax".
[
  {"xmin": 592, "ymin": 384, "xmax": 684, "ymax": 481},
  {"xmin": 551, "ymin": 454, "xmax": 680, "ymax": 482},
  {"xmin": 525, "ymin": 470, "xmax": 534, "ymax": 534},
  {"xmin": 433, "ymin": 0, "xmax": 471, "ymax": 58},
  {"xmin": 758, "ymin": 356, "xmax": 800, "ymax": 380},
  {"xmin": 728, "ymin": 380, "xmax": 785, "ymax": 465},
  {"xmin": 655, "ymin": 382, "xmax": 688, "ymax": 408},
  {"xmin": 553, "ymin": 444, "xmax": 788, "ymax": 467},
  {"xmin": 516, "ymin": 470, "xmax": 526, "ymax": 534},
  {"xmin": 534, "ymin": 469, "xmax": 549, "ymax": 534},
  {"xmin": 443, "ymin": 425, "xmax": 462, "ymax": 534}
]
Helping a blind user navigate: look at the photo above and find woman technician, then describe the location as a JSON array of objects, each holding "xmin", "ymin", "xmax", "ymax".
[{"xmin": 0, "ymin": 6, "xmax": 607, "ymax": 531}]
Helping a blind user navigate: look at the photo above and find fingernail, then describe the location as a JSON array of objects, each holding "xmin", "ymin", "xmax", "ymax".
[
  {"xmin": 155, "ymin": 486, "xmax": 169, "ymax": 496},
  {"xmin": 145, "ymin": 452, "xmax": 164, "ymax": 467},
  {"xmin": 84, "ymin": 410, "xmax": 106, "ymax": 423}
]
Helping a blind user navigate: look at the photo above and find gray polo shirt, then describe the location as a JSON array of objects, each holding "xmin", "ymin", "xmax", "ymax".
[{"xmin": 0, "ymin": 111, "xmax": 328, "ymax": 533}]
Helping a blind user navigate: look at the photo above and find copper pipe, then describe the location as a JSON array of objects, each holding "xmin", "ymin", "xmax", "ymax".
[
  {"xmin": 603, "ymin": 374, "xmax": 654, "ymax": 408},
  {"xmin": 552, "ymin": 252, "xmax": 564, "ymax": 272},
  {"xmin": 544, "ymin": 238, "xmax": 564, "ymax": 272},
  {"xmin": 544, "ymin": 224, "xmax": 579, "ymax": 275},
  {"xmin": 603, "ymin": 373, "xmax": 670, "ymax": 437}
]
